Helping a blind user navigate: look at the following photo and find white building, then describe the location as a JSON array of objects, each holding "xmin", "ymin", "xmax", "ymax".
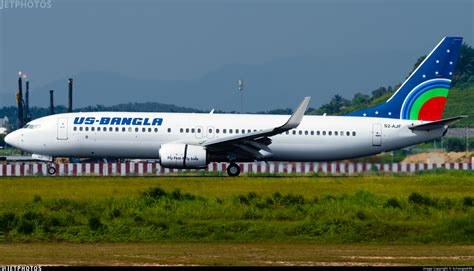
[{"xmin": 0, "ymin": 116, "xmax": 8, "ymax": 128}]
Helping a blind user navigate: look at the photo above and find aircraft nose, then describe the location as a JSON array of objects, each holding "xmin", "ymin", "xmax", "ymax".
[{"xmin": 4, "ymin": 131, "xmax": 19, "ymax": 148}]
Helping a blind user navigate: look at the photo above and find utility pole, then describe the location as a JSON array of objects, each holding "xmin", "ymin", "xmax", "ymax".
[
  {"xmin": 25, "ymin": 79, "xmax": 30, "ymax": 123},
  {"xmin": 16, "ymin": 71, "xmax": 24, "ymax": 129},
  {"xmin": 68, "ymin": 78, "xmax": 73, "ymax": 113},
  {"xmin": 49, "ymin": 90, "xmax": 55, "ymax": 115},
  {"xmin": 239, "ymin": 79, "xmax": 244, "ymax": 114}
]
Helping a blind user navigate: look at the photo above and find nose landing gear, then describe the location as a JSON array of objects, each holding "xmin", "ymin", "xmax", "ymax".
[
  {"xmin": 47, "ymin": 166, "xmax": 57, "ymax": 175},
  {"xmin": 47, "ymin": 165, "xmax": 57, "ymax": 175}
]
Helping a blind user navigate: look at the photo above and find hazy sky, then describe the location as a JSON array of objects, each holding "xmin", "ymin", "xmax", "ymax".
[{"xmin": 0, "ymin": 0, "xmax": 472, "ymax": 109}]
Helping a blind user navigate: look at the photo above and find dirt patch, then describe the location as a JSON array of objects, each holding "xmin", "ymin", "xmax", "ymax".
[{"xmin": 402, "ymin": 151, "xmax": 472, "ymax": 163}]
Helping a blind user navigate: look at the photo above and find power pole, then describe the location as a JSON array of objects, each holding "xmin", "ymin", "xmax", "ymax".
[{"xmin": 16, "ymin": 71, "xmax": 24, "ymax": 129}]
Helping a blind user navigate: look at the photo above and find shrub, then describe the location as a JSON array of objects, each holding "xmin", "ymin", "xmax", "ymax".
[
  {"xmin": 0, "ymin": 212, "xmax": 16, "ymax": 233},
  {"xmin": 356, "ymin": 211, "xmax": 367, "ymax": 220},
  {"xmin": 463, "ymin": 197, "xmax": 473, "ymax": 207},
  {"xmin": 110, "ymin": 208, "xmax": 121, "ymax": 219},
  {"xmin": 142, "ymin": 187, "xmax": 167, "ymax": 199},
  {"xmin": 384, "ymin": 198, "xmax": 402, "ymax": 209},
  {"xmin": 33, "ymin": 195, "xmax": 42, "ymax": 203},
  {"xmin": 17, "ymin": 219, "xmax": 35, "ymax": 234},
  {"xmin": 89, "ymin": 217, "xmax": 103, "ymax": 231},
  {"xmin": 281, "ymin": 194, "xmax": 305, "ymax": 206},
  {"xmin": 408, "ymin": 192, "xmax": 434, "ymax": 206}
]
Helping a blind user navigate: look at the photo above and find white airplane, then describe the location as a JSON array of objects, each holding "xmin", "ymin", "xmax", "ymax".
[{"xmin": 5, "ymin": 37, "xmax": 466, "ymax": 176}]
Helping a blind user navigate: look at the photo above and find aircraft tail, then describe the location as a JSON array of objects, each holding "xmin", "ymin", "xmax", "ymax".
[{"xmin": 346, "ymin": 37, "xmax": 463, "ymax": 121}]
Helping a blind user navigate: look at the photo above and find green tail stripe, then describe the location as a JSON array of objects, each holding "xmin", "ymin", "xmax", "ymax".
[{"xmin": 409, "ymin": 88, "xmax": 449, "ymax": 120}]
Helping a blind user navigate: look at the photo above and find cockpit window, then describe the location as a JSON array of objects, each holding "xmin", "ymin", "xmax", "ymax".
[{"xmin": 24, "ymin": 124, "xmax": 41, "ymax": 129}]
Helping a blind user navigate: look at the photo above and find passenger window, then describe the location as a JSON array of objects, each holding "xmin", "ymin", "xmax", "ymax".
[
  {"xmin": 216, "ymin": 129, "xmax": 220, "ymax": 134},
  {"xmin": 168, "ymin": 128, "xmax": 171, "ymax": 133},
  {"xmin": 180, "ymin": 128, "xmax": 183, "ymax": 133},
  {"xmin": 241, "ymin": 129, "xmax": 245, "ymax": 134},
  {"xmin": 148, "ymin": 128, "xmax": 152, "ymax": 132},
  {"xmin": 235, "ymin": 129, "xmax": 239, "ymax": 134},
  {"xmin": 115, "ymin": 127, "xmax": 119, "ymax": 132},
  {"xmin": 317, "ymin": 131, "xmax": 320, "ymax": 135},
  {"xmin": 286, "ymin": 131, "xmax": 289, "ymax": 135},
  {"xmin": 248, "ymin": 129, "xmax": 251, "ymax": 133},
  {"xmin": 128, "ymin": 127, "xmax": 132, "ymax": 132},
  {"xmin": 229, "ymin": 129, "xmax": 233, "ymax": 134},
  {"xmin": 352, "ymin": 131, "xmax": 356, "ymax": 136},
  {"xmin": 346, "ymin": 131, "xmax": 350, "ymax": 136},
  {"xmin": 73, "ymin": 127, "xmax": 77, "ymax": 131},
  {"xmin": 328, "ymin": 131, "xmax": 332, "ymax": 136},
  {"xmin": 304, "ymin": 131, "xmax": 308, "ymax": 135},
  {"xmin": 154, "ymin": 128, "xmax": 158, "ymax": 132},
  {"xmin": 97, "ymin": 127, "xmax": 101, "ymax": 132},
  {"xmin": 186, "ymin": 128, "xmax": 189, "ymax": 133},
  {"xmin": 298, "ymin": 131, "xmax": 302, "ymax": 135},
  {"xmin": 209, "ymin": 128, "xmax": 212, "ymax": 133},
  {"xmin": 109, "ymin": 127, "xmax": 113, "ymax": 132},
  {"xmin": 310, "ymin": 131, "xmax": 314, "ymax": 135},
  {"xmin": 122, "ymin": 127, "xmax": 126, "ymax": 132},
  {"xmin": 323, "ymin": 131, "xmax": 326, "ymax": 135},
  {"xmin": 340, "ymin": 131, "xmax": 344, "ymax": 136},
  {"xmin": 223, "ymin": 129, "xmax": 227, "ymax": 134},
  {"xmin": 91, "ymin": 127, "xmax": 95, "ymax": 132},
  {"xmin": 191, "ymin": 128, "xmax": 195, "ymax": 133},
  {"xmin": 335, "ymin": 131, "xmax": 338, "ymax": 136},
  {"xmin": 142, "ymin": 128, "xmax": 146, "ymax": 132},
  {"xmin": 197, "ymin": 128, "xmax": 201, "ymax": 133},
  {"xmin": 292, "ymin": 130, "xmax": 296, "ymax": 135},
  {"xmin": 85, "ymin": 127, "xmax": 89, "ymax": 132},
  {"xmin": 135, "ymin": 127, "xmax": 139, "ymax": 132}
]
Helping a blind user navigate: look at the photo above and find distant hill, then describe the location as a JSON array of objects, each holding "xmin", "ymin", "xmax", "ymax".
[{"xmin": 3, "ymin": 50, "xmax": 413, "ymax": 112}]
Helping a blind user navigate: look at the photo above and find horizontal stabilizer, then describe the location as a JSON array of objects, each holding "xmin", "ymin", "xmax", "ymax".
[{"xmin": 409, "ymin": 116, "xmax": 467, "ymax": 131}]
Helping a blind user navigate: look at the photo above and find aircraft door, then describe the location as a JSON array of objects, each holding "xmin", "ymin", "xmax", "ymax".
[
  {"xmin": 57, "ymin": 117, "xmax": 68, "ymax": 140},
  {"xmin": 372, "ymin": 123, "xmax": 382, "ymax": 146}
]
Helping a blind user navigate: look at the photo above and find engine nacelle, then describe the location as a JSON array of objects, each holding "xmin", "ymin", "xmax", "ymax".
[{"xmin": 159, "ymin": 143, "xmax": 208, "ymax": 169}]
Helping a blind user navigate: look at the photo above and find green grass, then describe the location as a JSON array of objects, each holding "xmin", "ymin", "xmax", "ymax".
[
  {"xmin": 0, "ymin": 148, "xmax": 20, "ymax": 156},
  {"xmin": 0, "ymin": 173, "xmax": 473, "ymax": 245}
]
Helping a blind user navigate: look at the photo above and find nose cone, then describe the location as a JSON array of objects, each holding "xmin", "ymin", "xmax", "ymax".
[{"xmin": 4, "ymin": 131, "xmax": 19, "ymax": 148}]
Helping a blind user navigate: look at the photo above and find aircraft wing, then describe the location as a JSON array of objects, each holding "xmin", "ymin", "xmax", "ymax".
[
  {"xmin": 201, "ymin": 97, "xmax": 311, "ymax": 159},
  {"xmin": 409, "ymin": 116, "xmax": 468, "ymax": 131}
]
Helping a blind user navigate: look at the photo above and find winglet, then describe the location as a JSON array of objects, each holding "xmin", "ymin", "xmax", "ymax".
[{"xmin": 280, "ymin": 96, "xmax": 311, "ymax": 130}]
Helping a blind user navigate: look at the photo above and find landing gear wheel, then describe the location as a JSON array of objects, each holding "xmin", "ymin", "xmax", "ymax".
[
  {"xmin": 227, "ymin": 163, "xmax": 241, "ymax": 177},
  {"xmin": 48, "ymin": 165, "xmax": 56, "ymax": 175}
]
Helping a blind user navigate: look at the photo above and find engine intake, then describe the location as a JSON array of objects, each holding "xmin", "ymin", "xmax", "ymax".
[{"xmin": 159, "ymin": 143, "xmax": 208, "ymax": 169}]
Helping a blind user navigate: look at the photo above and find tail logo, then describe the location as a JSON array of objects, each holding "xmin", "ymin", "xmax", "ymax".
[{"xmin": 400, "ymin": 78, "xmax": 451, "ymax": 121}]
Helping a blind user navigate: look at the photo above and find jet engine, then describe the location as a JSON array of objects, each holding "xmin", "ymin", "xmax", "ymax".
[{"xmin": 159, "ymin": 143, "xmax": 208, "ymax": 169}]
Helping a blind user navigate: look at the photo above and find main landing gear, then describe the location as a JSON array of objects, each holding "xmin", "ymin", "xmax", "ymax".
[{"xmin": 226, "ymin": 163, "xmax": 241, "ymax": 177}]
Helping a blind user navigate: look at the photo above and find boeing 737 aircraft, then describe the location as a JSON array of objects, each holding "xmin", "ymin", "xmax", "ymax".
[{"xmin": 5, "ymin": 37, "xmax": 466, "ymax": 176}]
